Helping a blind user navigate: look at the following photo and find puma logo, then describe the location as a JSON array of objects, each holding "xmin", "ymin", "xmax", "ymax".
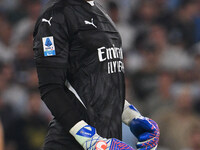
[
  {"xmin": 84, "ymin": 18, "xmax": 97, "ymax": 28},
  {"xmin": 42, "ymin": 17, "xmax": 53, "ymax": 26}
]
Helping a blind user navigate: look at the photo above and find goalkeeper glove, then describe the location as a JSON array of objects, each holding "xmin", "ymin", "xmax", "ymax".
[
  {"xmin": 70, "ymin": 120, "xmax": 135, "ymax": 150},
  {"xmin": 122, "ymin": 101, "xmax": 160, "ymax": 150}
]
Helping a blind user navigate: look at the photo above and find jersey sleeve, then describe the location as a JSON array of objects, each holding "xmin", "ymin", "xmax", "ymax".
[{"xmin": 33, "ymin": 9, "xmax": 88, "ymax": 132}]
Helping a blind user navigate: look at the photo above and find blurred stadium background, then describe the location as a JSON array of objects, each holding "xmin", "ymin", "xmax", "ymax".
[{"xmin": 0, "ymin": 0, "xmax": 200, "ymax": 150}]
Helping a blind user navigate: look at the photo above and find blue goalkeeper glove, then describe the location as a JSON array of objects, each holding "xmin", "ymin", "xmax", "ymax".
[
  {"xmin": 130, "ymin": 116, "xmax": 160, "ymax": 150},
  {"xmin": 122, "ymin": 101, "xmax": 160, "ymax": 150},
  {"xmin": 70, "ymin": 120, "xmax": 135, "ymax": 150}
]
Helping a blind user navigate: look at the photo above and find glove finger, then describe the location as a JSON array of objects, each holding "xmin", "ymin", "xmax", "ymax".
[
  {"xmin": 109, "ymin": 138, "xmax": 135, "ymax": 150},
  {"xmin": 150, "ymin": 145, "xmax": 158, "ymax": 150},
  {"xmin": 137, "ymin": 141, "xmax": 158, "ymax": 150},
  {"xmin": 149, "ymin": 119, "xmax": 159, "ymax": 129},
  {"xmin": 136, "ymin": 134, "xmax": 159, "ymax": 149},
  {"xmin": 137, "ymin": 141, "xmax": 157, "ymax": 149},
  {"xmin": 138, "ymin": 132, "xmax": 156, "ymax": 142},
  {"xmin": 139, "ymin": 127, "xmax": 160, "ymax": 142},
  {"xmin": 135, "ymin": 117, "xmax": 157, "ymax": 132},
  {"xmin": 138, "ymin": 145, "xmax": 158, "ymax": 150},
  {"xmin": 142, "ymin": 118, "xmax": 156, "ymax": 132}
]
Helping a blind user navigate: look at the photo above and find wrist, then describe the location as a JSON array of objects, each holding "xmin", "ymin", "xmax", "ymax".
[
  {"xmin": 122, "ymin": 100, "xmax": 142, "ymax": 126},
  {"xmin": 69, "ymin": 120, "xmax": 100, "ymax": 147}
]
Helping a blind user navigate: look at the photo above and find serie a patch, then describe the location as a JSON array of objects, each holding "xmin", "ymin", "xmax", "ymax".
[{"xmin": 42, "ymin": 36, "xmax": 56, "ymax": 56}]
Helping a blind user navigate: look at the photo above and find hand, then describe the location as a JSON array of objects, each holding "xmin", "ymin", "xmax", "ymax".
[
  {"xmin": 84, "ymin": 136, "xmax": 135, "ymax": 150},
  {"xmin": 70, "ymin": 120, "xmax": 135, "ymax": 150},
  {"xmin": 130, "ymin": 116, "xmax": 160, "ymax": 150}
]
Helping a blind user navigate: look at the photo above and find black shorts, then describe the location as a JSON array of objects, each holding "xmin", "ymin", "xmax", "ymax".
[{"xmin": 42, "ymin": 119, "xmax": 84, "ymax": 150}]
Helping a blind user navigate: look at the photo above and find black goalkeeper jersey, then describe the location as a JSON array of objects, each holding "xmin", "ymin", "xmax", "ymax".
[{"xmin": 33, "ymin": 0, "xmax": 125, "ymax": 148}]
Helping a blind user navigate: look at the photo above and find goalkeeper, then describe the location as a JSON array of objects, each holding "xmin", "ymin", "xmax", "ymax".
[{"xmin": 33, "ymin": 0, "xmax": 160, "ymax": 149}]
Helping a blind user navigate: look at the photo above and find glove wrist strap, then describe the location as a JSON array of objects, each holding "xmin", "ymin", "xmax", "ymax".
[
  {"xmin": 70, "ymin": 120, "xmax": 106, "ymax": 150},
  {"xmin": 70, "ymin": 120, "xmax": 97, "ymax": 146},
  {"xmin": 122, "ymin": 100, "xmax": 142, "ymax": 126}
]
